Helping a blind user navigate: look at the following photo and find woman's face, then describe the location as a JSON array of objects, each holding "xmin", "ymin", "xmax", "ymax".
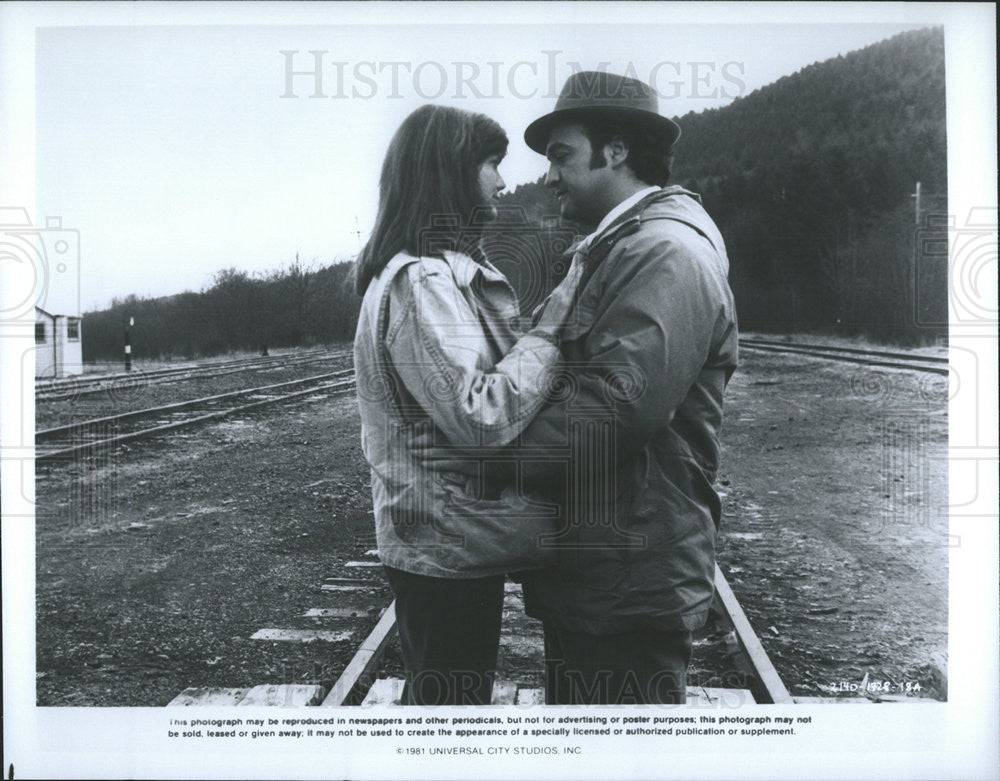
[{"xmin": 476, "ymin": 154, "xmax": 506, "ymax": 218}]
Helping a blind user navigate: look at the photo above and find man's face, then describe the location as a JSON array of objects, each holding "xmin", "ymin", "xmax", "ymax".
[{"xmin": 544, "ymin": 122, "xmax": 614, "ymax": 225}]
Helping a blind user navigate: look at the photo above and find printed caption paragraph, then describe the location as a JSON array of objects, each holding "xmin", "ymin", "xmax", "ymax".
[{"xmin": 166, "ymin": 712, "xmax": 817, "ymax": 754}]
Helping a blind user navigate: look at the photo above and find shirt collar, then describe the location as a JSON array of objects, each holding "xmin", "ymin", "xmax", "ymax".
[{"xmin": 583, "ymin": 186, "xmax": 662, "ymax": 249}]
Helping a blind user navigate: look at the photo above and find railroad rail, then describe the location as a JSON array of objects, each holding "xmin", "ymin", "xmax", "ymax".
[
  {"xmin": 38, "ymin": 339, "xmax": 942, "ymax": 403},
  {"xmin": 35, "ymin": 370, "xmax": 357, "ymax": 464},
  {"xmin": 168, "ymin": 556, "xmax": 944, "ymax": 708},
  {"xmin": 737, "ymin": 338, "xmax": 949, "ymax": 375},
  {"xmin": 168, "ymin": 557, "xmax": 939, "ymax": 708},
  {"xmin": 35, "ymin": 348, "xmax": 349, "ymax": 401},
  {"xmin": 320, "ymin": 564, "xmax": 796, "ymax": 707},
  {"xmin": 37, "ymin": 339, "xmax": 941, "ymax": 405}
]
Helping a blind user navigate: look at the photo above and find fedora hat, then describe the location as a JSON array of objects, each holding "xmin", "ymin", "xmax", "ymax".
[{"xmin": 524, "ymin": 70, "xmax": 681, "ymax": 154}]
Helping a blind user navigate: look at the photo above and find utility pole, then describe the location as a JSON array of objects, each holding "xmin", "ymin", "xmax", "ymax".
[
  {"xmin": 353, "ymin": 216, "xmax": 363, "ymax": 249},
  {"xmin": 911, "ymin": 181, "xmax": 922, "ymax": 226}
]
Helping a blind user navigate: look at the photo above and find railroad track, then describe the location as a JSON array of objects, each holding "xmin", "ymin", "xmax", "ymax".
[
  {"xmin": 35, "ymin": 348, "xmax": 348, "ymax": 400},
  {"xmin": 172, "ymin": 555, "xmax": 939, "ymax": 708},
  {"xmin": 35, "ymin": 370, "xmax": 357, "ymax": 464},
  {"xmin": 39, "ymin": 338, "xmax": 941, "ymax": 403},
  {"xmin": 321, "ymin": 564, "xmax": 797, "ymax": 707},
  {"xmin": 168, "ymin": 555, "xmax": 944, "ymax": 708},
  {"xmin": 737, "ymin": 338, "xmax": 949, "ymax": 375}
]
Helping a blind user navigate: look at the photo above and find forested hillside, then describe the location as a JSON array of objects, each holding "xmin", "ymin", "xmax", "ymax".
[
  {"xmin": 82, "ymin": 27, "xmax": 946, "ymax": 360},
  {"xmin": 83, "ymin": 257, "xmax": 359, "ymax": 361}
]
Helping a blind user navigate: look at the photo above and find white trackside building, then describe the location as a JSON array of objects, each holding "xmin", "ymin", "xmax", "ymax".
[{"xmin": 35, "ymin": 306, "xmax": 83, "ymax": 378}]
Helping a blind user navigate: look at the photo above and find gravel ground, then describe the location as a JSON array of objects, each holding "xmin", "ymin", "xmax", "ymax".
[
  {"xmin": 35, "ymin": 340, "xmax": 948, "ymax": 706},
  {"xmin": 717, "ymin": 348, "xmax": 948, "ymax": 698}
]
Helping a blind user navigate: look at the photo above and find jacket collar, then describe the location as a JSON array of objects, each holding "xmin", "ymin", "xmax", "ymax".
[
  {"xmin": 588, "ymin": 185, "xmax": 662, "ymax": 244},
  {"xmin": 600, "ymin": 185, "xmax": 702, "ymax": 238},
  {"xmin": 440, "ymin": 249, "xmax": 483, "ymax": 288},
  {"xmin": 440, "ymin": 249, "xmax": 518, "ymax": 295},
  {"xmin": 568, "ymin": 186, "xmax": 697, "ymax": 263},
  {"xmin": 564, "ymin": 185, "xmax": 703, "ymax": 260},
  {"xmin": 384, "ymin": 248, "xmax": 498, "ymax": 290}
]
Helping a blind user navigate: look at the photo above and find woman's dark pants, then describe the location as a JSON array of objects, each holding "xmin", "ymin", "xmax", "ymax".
[{"xmin": 384, "ymin": 566, "xmax": 504, "ymax": 706}]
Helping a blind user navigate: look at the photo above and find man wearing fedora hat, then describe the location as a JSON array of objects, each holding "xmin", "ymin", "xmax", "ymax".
[{"xmin": 502, "ymin": 70, "xmax": 740, "ymax": 704}]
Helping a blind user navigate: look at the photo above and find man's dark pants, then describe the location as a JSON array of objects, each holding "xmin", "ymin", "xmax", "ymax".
[
  {"xmin": 542, "ymin": 623, "xmax": 693, "ymax": 704},
  {"xmin": 384, "ymin": 566, "xmax": 504, "ymax": 705}
]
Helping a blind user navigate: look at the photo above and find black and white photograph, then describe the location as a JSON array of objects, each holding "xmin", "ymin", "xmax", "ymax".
[{"xmin": 1, "ymin": 2, "xmax": 996, "ymax": 779}]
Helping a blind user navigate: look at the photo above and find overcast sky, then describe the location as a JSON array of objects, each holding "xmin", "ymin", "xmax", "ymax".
[{"xmin": 29, "ymin": 15, "xmax": 939, "ymax": 312}]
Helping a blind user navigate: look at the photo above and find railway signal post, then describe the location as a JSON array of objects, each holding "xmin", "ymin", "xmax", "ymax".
[{"xmin": 124, "ymin": 315, "xmax": 134, "ymax": 372}]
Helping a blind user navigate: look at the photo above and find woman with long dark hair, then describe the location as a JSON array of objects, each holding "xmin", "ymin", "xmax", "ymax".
[{"xmin": 353, "ymin": 105, "xmax": 580, "ymax": 705}]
